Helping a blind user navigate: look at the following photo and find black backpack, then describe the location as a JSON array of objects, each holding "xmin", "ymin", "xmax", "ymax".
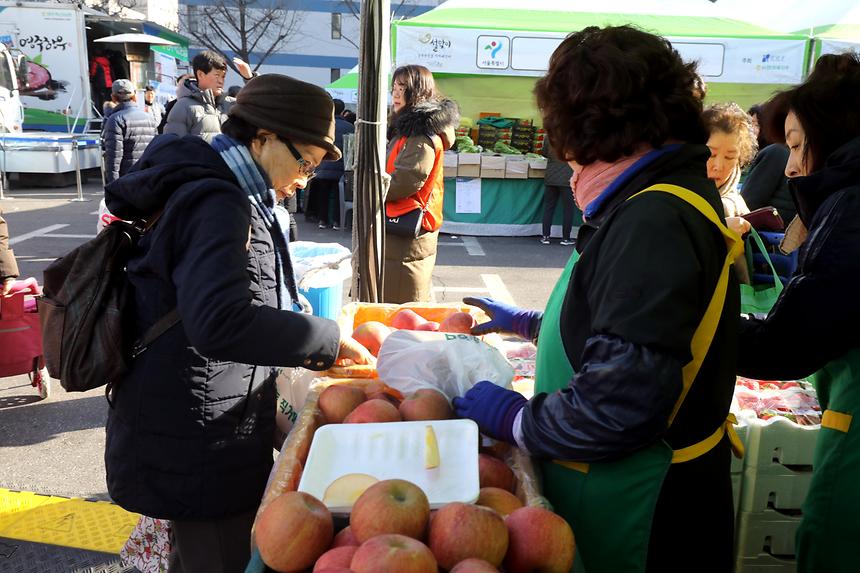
[{"xmin": 38, "ymin": 216, "xmax": 178, "ymax": 393}]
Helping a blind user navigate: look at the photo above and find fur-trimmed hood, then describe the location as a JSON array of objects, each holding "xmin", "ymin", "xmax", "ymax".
[{"xmin": 391, "ymin": 99, "xmax": 459, "ymax": 150}]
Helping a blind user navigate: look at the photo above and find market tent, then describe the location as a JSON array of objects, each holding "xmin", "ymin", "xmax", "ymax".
[
  {"xmin": 326, "ymin": 66, "xmax": 359, "ymax": 104},
  {"xmin": 392, "ymin": 1, "xmax": 810, "ymax": 117},
  {"xmin": 801, "ymin": 5, "xmax": 860, "ymax": 60}
]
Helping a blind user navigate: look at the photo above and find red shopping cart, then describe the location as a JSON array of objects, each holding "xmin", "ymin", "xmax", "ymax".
[{"xmin": 0, "ymin": 278, "xmax": 50, "ymax": 399}]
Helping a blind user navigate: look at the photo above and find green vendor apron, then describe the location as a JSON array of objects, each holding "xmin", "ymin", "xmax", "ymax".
[
  {"xmin": 796, "ymin": 349, "xmax": 860, "ymax": 573},
  {"xmin": 534, "ymin": 184, "xmax": 745, "ymax": 573}
]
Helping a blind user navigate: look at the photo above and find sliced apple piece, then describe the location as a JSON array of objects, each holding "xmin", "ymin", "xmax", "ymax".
[
  {"xmin": 425, "ymin": 425, "xmax": 440, "ymax": 469},
  {"xmin": 323, "ymin": 473, "xmax": 379, "ymax": 507}
]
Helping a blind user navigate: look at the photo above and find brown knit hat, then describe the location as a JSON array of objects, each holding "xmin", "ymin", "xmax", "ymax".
[{"xmin": 229, "ymin": 74, "xmax": 341, "ymax": 161}]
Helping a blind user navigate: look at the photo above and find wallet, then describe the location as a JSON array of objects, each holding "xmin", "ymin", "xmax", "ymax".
[{"xmin": 741, "ymin": 206, "xmax": 785, "ymax": 232}]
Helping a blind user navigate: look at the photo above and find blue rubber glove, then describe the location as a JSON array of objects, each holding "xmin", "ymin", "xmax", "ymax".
[
  {"xmin": 453, "ymin": 380, "xmax": 527, "ymax": 444},
  {"xmin": 464, "ymin": 296, "xmax": 543, "ymax": 341}
]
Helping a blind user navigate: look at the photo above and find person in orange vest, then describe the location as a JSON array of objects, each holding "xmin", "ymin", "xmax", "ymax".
[{"xmin": 383, "ymin": 65, "xmax": 458, "ymax": 303}]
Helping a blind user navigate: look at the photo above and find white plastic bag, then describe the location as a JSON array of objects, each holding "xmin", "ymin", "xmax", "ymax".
[
  {"xmin": 377, "ymin": 330, "xmax": 514, "ymax": 399},
  {"xmin": 275, "ymin": 367, "xmax": 318, "ymax": 442},
  {"xmin": 289, "ymin": 241, "xmax": 352, "ymax": 290},
  {"xmin": 96, "ymin": 197, "xmax": 123, "ymax": 233}
]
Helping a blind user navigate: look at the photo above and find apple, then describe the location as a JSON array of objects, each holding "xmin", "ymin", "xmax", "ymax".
[
  {"xmin": 427, "ymin": 502, "xmax": 509, "ymax": 570},
  {"xmin": 476, "ymin": 487, "xmax": 524, "ymax": 517},
  {"xmin": 399, "ymin": 388, "xmax": 453, "ymax": 421},
  {"xmin": 343, "ymin": 399, "xmax": 401, "ymax": 424},
  {"xmin": 323, "ymin": 473, "xmax": 379, "ymax": 507},
  {"xmin": 362, "ymin": 381, "xmax": 404, "ymax": 406},
  {"xmin": 351, "ymin": 321, "xmax": 392, "ymax": 357},
  {"xmin": 504, "ymin": 507, "xmax": 575, "ymax": 573},
  {"xmin": 391, "ymin": 308, "xmax": 428, "ymax": 330},
  {"xmin": 319, "ymin": 385, "xmax": 366, "ymax": 424},
  {"xmin": 332, "ymin": 526, "xmax": 360, "ymax": 548},
  {"xmin": 450, "ymin": 558, "xmax": 501, "ymax": 572},
  {"xmin": 479, "ymin": 454, "xmax": 516, "ymax": 492},
  {"xmin": 350, "ymin": 479, "xmax": 430, "ymax": 543},
  {"xmin": 414, "ymin": 321, "xmax": 441, "ymax": 331},
  {"xmin": 256, "ymin": 491, "xmax": 334, "ymax": 573},
  {"xmin": 313, "ymin": 546, "xmax": 357, "ymax": 572},
  {"xmin": 314, "ymin": 568, "xmax": 353, "ymax": 573},
  {"xmin": 439, "ymin": 311, "xmax": 478, "ymax": 334},
  {"xmin": 350, "ymin": 534, "xmax": 437, "ymax": 573},
  {"xmin": 480, "ymin": 440, "xmax": 511, "ymax": 460}
]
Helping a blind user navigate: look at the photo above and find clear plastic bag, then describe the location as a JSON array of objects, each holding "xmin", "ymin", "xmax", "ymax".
[
  {"xmin": 376, "ymin": 330, "xmax": 514, "ymax": 399},
  {"xmin": 289, "ymin": 241, "xmax": 352, "ymax": 290}
]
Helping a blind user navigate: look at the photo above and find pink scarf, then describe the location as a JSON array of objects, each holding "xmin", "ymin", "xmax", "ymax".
[{"xmin": 571, "ymin": 146, "xmax": 654, "ymax": 219}]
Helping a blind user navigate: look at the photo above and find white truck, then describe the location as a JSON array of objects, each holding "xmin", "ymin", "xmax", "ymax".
[{"xmin": 0, "ymin": 42, "xmax": 24, "ymax": 133}]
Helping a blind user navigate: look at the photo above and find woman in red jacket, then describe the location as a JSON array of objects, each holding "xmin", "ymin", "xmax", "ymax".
[{"xmin": 383, "ymin": 65, "xmax": 458, "ymax": 303}]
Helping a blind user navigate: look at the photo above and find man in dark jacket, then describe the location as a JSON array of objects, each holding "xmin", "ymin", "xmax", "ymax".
[
  {"xmin": 310, "ymin": 98, "xmax": 354, "ymax": 229},
  {"xmin": 102, "ymin": 79, "xmax": 157, "ymax": 184}
]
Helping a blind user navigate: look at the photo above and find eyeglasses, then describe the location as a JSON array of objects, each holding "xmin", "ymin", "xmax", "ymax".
[{"xmin": 278, "ymin": 136, "xmax": 317, "ymax": 180}]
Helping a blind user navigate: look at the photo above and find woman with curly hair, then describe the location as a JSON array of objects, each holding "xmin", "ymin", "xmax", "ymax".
[
  {"xmin": 703, "ymin": 103, "xmax": 758, "ymax": 232},
  {"xmin": 454, "ymin": 26, "xmax": 740, "ymax": 572}
]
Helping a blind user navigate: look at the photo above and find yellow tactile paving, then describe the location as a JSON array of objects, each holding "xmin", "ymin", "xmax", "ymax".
[{"xmin": 0, "ymin": 488, "xmax": 139, "ymax": 553}]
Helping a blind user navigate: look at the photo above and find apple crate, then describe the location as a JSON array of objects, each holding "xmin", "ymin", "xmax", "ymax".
[
  {"xmin": 739, "ymin": 465, "xmax": 813, "ymax": 513},
  {"xmin": 249, "ymin": 378, "xmax": 551, "ymax": 566},
  {"xmin": 743, "ymin": 416, "xmax": 819, "ymax": 471},
  {"xmin": 322, "ymin": 302, "xmax": 488, "ymax": 380},
  {"xmin": 735, "ymin": 508, "xmax": 802, "ymax": 558}
]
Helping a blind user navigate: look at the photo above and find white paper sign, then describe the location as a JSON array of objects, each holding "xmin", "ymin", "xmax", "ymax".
[{"xmin": 455, "ymin": 177, "xmax": 482, "ymax": 214}]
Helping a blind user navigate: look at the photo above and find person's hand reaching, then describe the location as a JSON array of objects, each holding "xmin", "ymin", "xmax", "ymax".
[
  {"xmin": 232, "ymin": 57, "xmax": 254, "ymax": 81},
  {"xmin": 336, "ymin": 335, "xmax": 375, "ymax": 366},
  {"xmin": 726, "ymin": 216, "xmax": 751, "ymax": 236},
  {"xmin": 1, "ymin": 277, "xmax": 14, "ymax": 296},
  {"xmin": 464, "ymin": 296, "xmax": 542, "ymax": 341}
]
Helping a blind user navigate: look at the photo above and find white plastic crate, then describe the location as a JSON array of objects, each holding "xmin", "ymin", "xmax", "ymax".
[
  {"xmin": 742, "ymin": 416, "xmax": 819, "ymax": 470},
  {"xmin": 732, "ymin": 422, "xmax": 749, "ymax": 474},
  {"xmin": 732, "ymin": 473, "xmax": 742, "ymax": 519},
  {"xmin": 740, "ymin": 466, "xmax": 813, "ymax": 513},
  {"xmin": 735, "ymin": 553, "xmax": 797, "ymax": 573},
  {"xmin": 735, "ymin": 508, "xmax": 802, "ymax": 559}
]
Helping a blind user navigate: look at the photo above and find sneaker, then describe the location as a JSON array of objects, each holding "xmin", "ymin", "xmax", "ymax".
[
  {"xmin": 540, "ymin": 236, "xmax": 551, "ymax": 245},
  {"xmin": 318, "ymin": 221, "xmax": 327, "ymax": 229},
  {"xmin": 560, "ymin": 239, "xmax": 575, "ymax": 246},
  {"xmin": 332, "ymin": 224, "xmax": 341, "ymax": 231}
]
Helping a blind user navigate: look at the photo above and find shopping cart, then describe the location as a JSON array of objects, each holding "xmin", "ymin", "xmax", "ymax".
[{"xmin": 0, "ymin": 278, "xmax": 50, "ymax": 399}]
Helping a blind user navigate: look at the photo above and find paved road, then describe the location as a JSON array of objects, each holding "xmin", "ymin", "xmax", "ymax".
[{"xmin": 0, "ymin": 179, "xmax": 574, "ymax": 502}]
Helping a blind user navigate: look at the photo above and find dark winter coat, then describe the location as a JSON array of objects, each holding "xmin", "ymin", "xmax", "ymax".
[
  {"xmin": 163, "ymin": 78, "xmax": 235, "ymax": 142},
  {"xmin": 102, "ymin": 102, "xmax": 157, "ymax": 184},
  {"xmin": 104, "ymin": 135, "xmax": 340, "ymax": 520},
  {"xmin": 315, "ymin": 116, "xmax": 355, "ymax": 180},
  {"xmin": 543, "ymin": 139, "xmax": 574, "ymax": 188},
  {"xmin": 741, "ymin": 144, "xmax": 796, "ymax": 223},
  {"xmin": 738, "ymin": 136, "xmax": 860, "ymax": 379}
]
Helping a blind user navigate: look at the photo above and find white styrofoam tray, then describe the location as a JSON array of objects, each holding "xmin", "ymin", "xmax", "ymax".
[{"xmin": 298, "ymin": 419, "xmax": 480, "ymax": 514}]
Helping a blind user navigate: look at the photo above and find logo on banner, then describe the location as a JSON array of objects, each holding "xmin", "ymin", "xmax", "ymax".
[
  {"xmin": 416, "ymin": 33, "xmax": 453, "ymax": 67},
  {"xmin": 741, "ymin": 53, "xmax": 789, "ymax": 74},
  {"xmin": 477, "ymin": 35, "xmax": 509, "ymax": 69}
]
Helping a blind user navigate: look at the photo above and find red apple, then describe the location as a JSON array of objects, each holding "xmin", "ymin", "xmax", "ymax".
[
  {"xmin": 319, "ymin": 385, "xmax": 366, "ymax": 424},
  {"xmin": 351, "ymin": 534, "xmax": 436, "ymax": 573},
  {"xmin": 479, "ymin": 454, "xmax": 516, "ymax": 492},
  {"xmin": 476, "ymin": 487, "xmax": 524, "ymax": 517},
  {"xmin": 504, "ymin": 507, "xmax": 575, "ymax": 573},
  {"xmin": 450, "ymin": 558, "xmax": 501, "ymax": 572},
  {"xmin": 343, "ymin": 399, "xmax": 401, "ymax": 424},
  {"xmin": 414, "ymin": 321, "xmax": 440, "ymax": 331},
  {"xmin": 350, "ymin": 479, "xmax": 430, "ymax": 543},
  {"xmin": 314, "ymin": 568, "xmax": 353, "ymax": 573},
  {"xmin": 427, "ymin": 502, "xmax": 509, "ymax": 570},
  {"xmin": 332, "ymin": 526, "xmax": 360, "ymax": 548},
  {"xmin": 256, "ymin": 491, "xmax": 334, "ymax": 573},
  {"xmin": 439, "ymin": 311, "xmax": 478, "ymax": 334},
  {"xmin": 391, "ymin": 308, "xmax": 428, "ymax": 330},
  {"xmin": 351, "ymin": 321, "xmax": 392, "ymax": 357},
  {"xmin": 399, "ymin": 388, "xmax": 453, "ymax": 421},
  {"xmin": 313, "ymin": 546, "xmax": 357, "ymax": 571}
]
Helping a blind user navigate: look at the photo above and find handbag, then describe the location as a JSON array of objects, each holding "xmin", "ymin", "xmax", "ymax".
[
  {"xmin": 740, "ymin": 228, "xmax": 784, "ymax": 316},
  {"xmin": 386, "ymin": 206, "xmax": 427, "ymax": 238},
  {"xmin": 741, "ymin": 206, "xmax": 784, "ymax": 232}
]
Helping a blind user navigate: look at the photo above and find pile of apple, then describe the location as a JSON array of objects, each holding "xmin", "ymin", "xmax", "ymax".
[
  {"xmin": 351, "ymin": 308, "xmax": 479, "ymax": 357},
  {"xmin": 256, "ymin": 477, "xmax": 575, "ymax": 573}
]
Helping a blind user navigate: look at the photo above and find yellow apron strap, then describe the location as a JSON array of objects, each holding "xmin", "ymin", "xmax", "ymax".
[{"xmin": 671, "ymin": 413, "xmax": 745, "ymax": 463}]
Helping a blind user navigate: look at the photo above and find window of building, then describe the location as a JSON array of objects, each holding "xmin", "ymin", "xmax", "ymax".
[
  {"xmin": 331, "ymin": 13, "xmax": 342, "ymax": 40},
  {"xmin": 331, "ymin": 68, "xmax": 341, "ymax": 83},
  {"xmin": 186, "ymin": 5, "xmax": 200, "ymax": 34}
]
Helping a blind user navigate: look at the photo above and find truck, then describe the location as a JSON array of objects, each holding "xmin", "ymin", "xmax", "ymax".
[
  {"xmin": 0, "ymin": 1, "xmax": 190, "ymax": 133},
  {"xmin": 0, "ymin": 42, "xmax": 25, "ymax": 133}
]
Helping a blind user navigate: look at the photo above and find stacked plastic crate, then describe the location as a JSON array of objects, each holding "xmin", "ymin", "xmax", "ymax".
[{"xmin": 733, "ymin": 379, "xmax": 821, "ymax": 572}]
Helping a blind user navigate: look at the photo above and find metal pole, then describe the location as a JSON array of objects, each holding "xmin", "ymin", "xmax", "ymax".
[
  {"xmin": 0, "ymin": 138, "xmax": 7, "ymax": 201},
  {"xmin": 70, "ymin": 136, "xmax": 90, "ymax": 202}
]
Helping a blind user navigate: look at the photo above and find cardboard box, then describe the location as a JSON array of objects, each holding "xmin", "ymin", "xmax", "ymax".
[
  {"xmin": 528, "ymin": 167, "xmax": 547, "ymax": 179},
  {"xmin": 443, "ymin": 166, "xmax": 458, "ymax": 178},
  {"xmin": 458, "ymin": 152, "xmax": 481, "ymax": 166},
  {"xmin": 527, "ymin": 157, "xmax": 548, "ymax": 170},
  {"xmin": 481, "ymin": 167, "xmax": 506, "ymax": 179},
  {"xmin": 481, "ymin": 154, "xmax": 506, "ymax": 170},
  {"xmin": 505, "ymin": 158, "xmax": 529, "ymax": 179},
  {"xmin": 443, "ymin": 151, "xmax": 458, "ymax": 169},
  {"xmin": 458, "ymin": 164, "xmax": 481, "ymax": 178}
]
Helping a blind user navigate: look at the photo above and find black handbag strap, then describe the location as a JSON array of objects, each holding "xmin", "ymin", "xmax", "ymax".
[{"xmin": 131, "ymin": 308, "xmax": 180, "ymax": 358}]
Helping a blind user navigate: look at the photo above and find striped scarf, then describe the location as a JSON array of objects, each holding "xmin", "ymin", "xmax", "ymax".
[{"xmin": 210, "ymin": 134, "xmax": 299, "ymax": 310}]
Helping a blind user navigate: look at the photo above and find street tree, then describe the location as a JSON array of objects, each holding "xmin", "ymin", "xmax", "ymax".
[
  {"xmin": 339, "ymin": 0, "xmax": 431, "ymax": 49},
  {"xmin": 181, "ymin": 0, "xmax": 304, "ymax": 76}
]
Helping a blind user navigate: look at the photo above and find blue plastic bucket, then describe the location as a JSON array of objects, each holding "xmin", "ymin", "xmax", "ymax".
[{"xmin": 300, "ymin": 282, "xmax": 344, "ymax": 320}]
